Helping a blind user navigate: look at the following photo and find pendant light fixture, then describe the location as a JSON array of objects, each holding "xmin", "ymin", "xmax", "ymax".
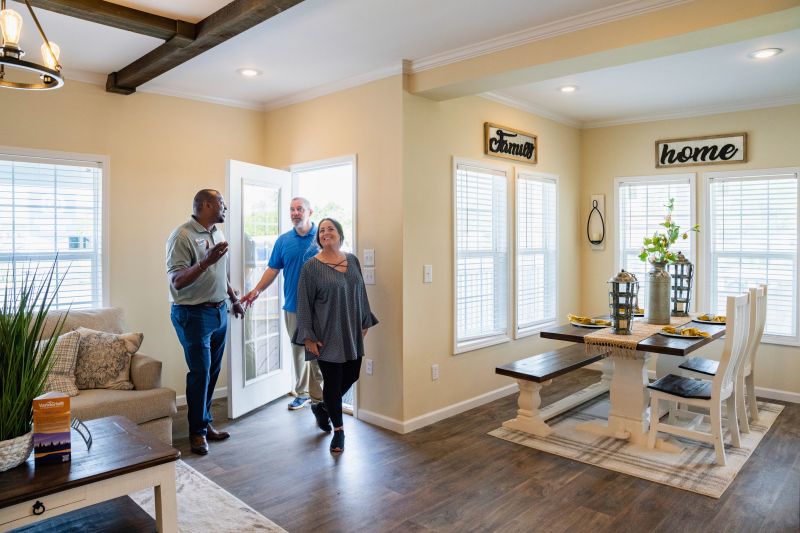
[{"xmin": 0, "ymin": 0, "xmax": 63, "ymax": 90}]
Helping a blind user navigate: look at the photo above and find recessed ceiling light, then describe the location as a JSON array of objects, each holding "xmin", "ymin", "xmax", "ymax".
[
  {"xmin": 237, "ymin": 68, "xmax": 262, "ymax": 77},
  {"xmin": 559, "ymin": 85, "xmax": 578, "ymax": 93},
  {"xmin": 748, "ymin": 48, "xmax": 783, "ymax": 60}
]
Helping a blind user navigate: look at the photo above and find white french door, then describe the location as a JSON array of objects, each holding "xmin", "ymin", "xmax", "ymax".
[{"xmin": 227, "ymin": 160, "xmax": 293, "ymax": 418}]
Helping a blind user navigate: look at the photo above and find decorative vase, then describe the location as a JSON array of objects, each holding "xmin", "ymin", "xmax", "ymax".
[
  {"xmin": 646, "ymin": 261, "xmax": 671, "ymax": 325},
  {"xmin": 0, "ymin": 431, "xmax": 33, "ymax": 472}
]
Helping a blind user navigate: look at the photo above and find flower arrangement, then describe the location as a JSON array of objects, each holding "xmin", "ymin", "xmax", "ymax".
[{"xmin": 638, "ymin": 198, "xmax": 699, "ymax": 264}]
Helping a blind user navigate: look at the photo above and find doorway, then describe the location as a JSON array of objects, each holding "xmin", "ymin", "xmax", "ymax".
[{"xmin": 291, "ymin": 155, "xmax": 357, "ymax": 412}]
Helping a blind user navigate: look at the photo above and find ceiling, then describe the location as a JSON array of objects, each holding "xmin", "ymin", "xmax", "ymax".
[{"xmin": 8, "ymin": 0, "xmax": 800, "ymax": 126}]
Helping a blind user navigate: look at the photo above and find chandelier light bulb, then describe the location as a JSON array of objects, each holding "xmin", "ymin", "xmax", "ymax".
[
  {"xmin": 0, "ymin": 8, "xmax": 23, "ymax": 48},
  {"xmin": 748, "ymin": 48, "xmax": 783, "ymax": 60},
  {"xmin": 41, "ymin": 41, "xmax": 60, "ymax": 70}
]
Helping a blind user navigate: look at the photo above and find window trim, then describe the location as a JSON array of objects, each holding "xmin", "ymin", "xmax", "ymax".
[
  {"xmin": 452, "ymin": 156, "xmax": 513, "ymax": 354},
  {"xmin": 613, "ymin": 174, "xmax": 697, "ymax": 313},
  {"xmin": 514, "ymin": 170, "xmax": 559, "ymax": 339},
  {"xmin": 0, "ymin": 144, "xmax": 110, "ymax": 308},
  {"xmin": 702, "ymin": 167, "xmax": 800, "ymax": 347}
]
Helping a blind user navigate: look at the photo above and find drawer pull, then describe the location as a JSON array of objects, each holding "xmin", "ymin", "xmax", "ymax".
[{"xmin": 32, "ymin": 500, "xmax": 46, "ymax": 515}]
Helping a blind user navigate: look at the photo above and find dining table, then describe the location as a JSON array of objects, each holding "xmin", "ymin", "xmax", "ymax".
[{"xmin": 539, "ymin": 316, "xmax": 726, "ymax": 451}]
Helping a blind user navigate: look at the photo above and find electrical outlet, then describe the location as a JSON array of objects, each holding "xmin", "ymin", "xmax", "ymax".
[
  {"xmin": 363, "ymin": 248, "xmax": 375, "ymax": 266},
  {"xmin": 431, "ymin": 363, "xmax": 439, "ymax": 381},
  {"xmin": 363, "ymin": 267, "xmax": 375, "ymax": 285},
  {"xmin": 366, "ymin": 358, "xmax": 374, "ymax": 375},
  {"xmin": 423, "ymin": 264, "xmax": 433, "ymax": 283}
]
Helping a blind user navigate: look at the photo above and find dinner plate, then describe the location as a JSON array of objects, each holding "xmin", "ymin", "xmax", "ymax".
[
  {"xmin": 658, "ymin": 331, "xmax": 706, "ymax": 339},
  {"xmin": 693, "ymin": 318, "xmax": 726, "ymax": 325},
  {"xmin": 570, "ymin": 321, "xmax": 610, "ymax": 328}
]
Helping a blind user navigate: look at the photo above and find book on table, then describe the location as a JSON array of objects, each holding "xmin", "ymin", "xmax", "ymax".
[{"xmin": 33, "ymin": 391, "xmax": 71, "ymax": 465}]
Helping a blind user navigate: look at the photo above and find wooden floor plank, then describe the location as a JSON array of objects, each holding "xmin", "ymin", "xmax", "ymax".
[{"xmin": 168, "ymin": 369, "xmax": 798, "ymax": 533}]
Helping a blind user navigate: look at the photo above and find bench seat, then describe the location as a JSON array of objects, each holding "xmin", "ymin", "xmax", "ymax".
[{"xmin": 496, "ymin": 344, "xmax": 609, "ymax": 437}]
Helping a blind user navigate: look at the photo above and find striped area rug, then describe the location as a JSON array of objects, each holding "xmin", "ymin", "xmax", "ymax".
[{"xmin": 489, "ymin": 395, "xmax": 783, "ymax": 498}]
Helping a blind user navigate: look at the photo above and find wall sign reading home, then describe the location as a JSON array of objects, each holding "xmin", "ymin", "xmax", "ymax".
[
  {"xmin": 484, "ymin": 123, "xmax": 537, "ymax": 164},
  {"xmin": 655, "ymin": 132, "xmax": 747, "ymax": 168}
]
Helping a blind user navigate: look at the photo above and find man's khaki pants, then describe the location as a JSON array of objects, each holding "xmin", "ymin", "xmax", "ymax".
[{"xmin": 284, "ymin": 310, "xmax": 323, "ymax": 401}]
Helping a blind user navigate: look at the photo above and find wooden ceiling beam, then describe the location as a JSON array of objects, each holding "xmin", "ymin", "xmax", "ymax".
[
  {"xmin": 107, "ymin": 0, "xmax": 305, "ymax": 95},
  {"xmin": 18, "ymin": 0, "xmax": 194, "ymax": 41}
]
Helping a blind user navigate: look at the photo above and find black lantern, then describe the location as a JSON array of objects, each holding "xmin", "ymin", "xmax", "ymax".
[
  {"xmin": 669, "ymin": 251, "xmax": 693, "ymax": 316},
  {"xmin": 608, "ymin": 270, "xmax": 638, "ymax": 334}
]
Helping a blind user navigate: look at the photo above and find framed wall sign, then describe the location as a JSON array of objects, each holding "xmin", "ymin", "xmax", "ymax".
[
  {"xmin": 655, "ymin": 132, "xmax": 747, "ymax": 168},
  {"xmin": 484, "ymin": 122, "xmax": 537, "ymax": 164}
]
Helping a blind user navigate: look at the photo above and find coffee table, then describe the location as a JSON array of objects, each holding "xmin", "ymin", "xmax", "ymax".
[{"xmin": 0, "ymin": 416, "xmax": 179, "ymax": 533}]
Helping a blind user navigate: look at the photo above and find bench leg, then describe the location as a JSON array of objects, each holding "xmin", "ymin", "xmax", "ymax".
[{"xmin": 502, "ymin": 379, "xmax": 554, "ymax": 437}]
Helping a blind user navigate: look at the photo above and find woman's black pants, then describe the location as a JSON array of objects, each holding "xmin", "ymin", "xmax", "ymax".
[{"xmin": 317, "ymin": 358, "xmax": 362, "ymax": 428}]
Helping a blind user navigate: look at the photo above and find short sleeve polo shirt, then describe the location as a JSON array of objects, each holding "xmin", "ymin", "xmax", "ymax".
[
  {"xmin": 268, "ymin": 224, "xmax": 318, "ymax": 312},
  {"xmin": 166, "ymin": 217, "xmax": 229, "ymax": 304}
]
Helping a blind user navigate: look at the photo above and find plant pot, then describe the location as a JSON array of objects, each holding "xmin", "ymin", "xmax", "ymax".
[
  {"xmin": 646, "ymin": 261, "xmax": 671, "ymax": 325},
  {"xmin": 0, "ymin": 431, "xmax": 33, "ymax": 472}
]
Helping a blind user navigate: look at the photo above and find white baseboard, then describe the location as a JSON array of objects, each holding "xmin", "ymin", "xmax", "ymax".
[
  {"xmin": 176, "ymin": 387, "xmax": 228, "ymax": 408},
  {"xmin": 358, "ymin": 383, "xmax": 519, "ymax": 434}
]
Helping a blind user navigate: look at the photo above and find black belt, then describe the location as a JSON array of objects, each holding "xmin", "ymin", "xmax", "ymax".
[{"xmin": 176, "ymin": 301, "xmax": 226, "ymax": 308}]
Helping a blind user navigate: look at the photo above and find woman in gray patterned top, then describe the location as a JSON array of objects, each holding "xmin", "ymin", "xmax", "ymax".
[{"xmin": 293, "ymin": 218, "xmax": 378, "ymax": 453}]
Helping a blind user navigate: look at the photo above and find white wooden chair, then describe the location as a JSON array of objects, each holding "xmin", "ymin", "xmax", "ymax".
[
  {"xmin": 679, "ymin": 285, "xmax": 767, "ymax": 433},
  {"xmin": 647, "ymin": 292, "xmax": 751, "ymax": 465}
]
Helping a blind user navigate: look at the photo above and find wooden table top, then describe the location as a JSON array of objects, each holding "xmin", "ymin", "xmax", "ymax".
[
  {"xmin": 540, "ymin": 318, "xmax": 726, "ymax": 356},
  {"xmin": 0, "ymin": 416, "xmax": 179, "ymax": 509}
]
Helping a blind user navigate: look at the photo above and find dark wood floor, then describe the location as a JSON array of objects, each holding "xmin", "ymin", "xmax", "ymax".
[{"xmin": 172, "ymin": 370, "xmax": 800, "ymax": 533}]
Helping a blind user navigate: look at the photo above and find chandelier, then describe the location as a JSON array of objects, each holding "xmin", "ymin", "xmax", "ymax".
[{"xmin": 0, "ymin": 0, "xmax": 63, "ymax": 90}]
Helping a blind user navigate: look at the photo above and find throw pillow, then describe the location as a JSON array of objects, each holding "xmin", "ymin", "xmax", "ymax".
[
  {"xmin": 74, "ymin": 327, "xmax": 144, "ymax": 390},
  {"xmin": 38, "ymin": 330, "xmax": 81, "ymax": 397}
]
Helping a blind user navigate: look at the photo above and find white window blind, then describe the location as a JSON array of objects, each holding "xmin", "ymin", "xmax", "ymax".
[
  {"xmin": 617, "ymin": 176, "xmax": 695, "ymax": 310},
  {"xmin": 455, "ymin": 162, "xmax": 508, "ymax": 350},
  {"xmin": 0, "ymin": 155, "xmax": 104, "ymax": 310},
  {"xmin": 516, "ymin": 174, "xmax": 557, "ymax": 334},
  {"xmin": 707, "ymin": 171, "xmax": 798, "ymax": 343}
]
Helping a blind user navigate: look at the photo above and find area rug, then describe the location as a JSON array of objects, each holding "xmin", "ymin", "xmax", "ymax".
[
  {"xmin": 131, "ymin": 460, "xmax": 286, "ymax": 532},
  {"xmin": 489, "ymin": 395, "xmax": 783, "ymax": 498}
]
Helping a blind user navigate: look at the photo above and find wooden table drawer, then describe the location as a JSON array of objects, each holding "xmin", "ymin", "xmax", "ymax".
[{"xmin": 0, "ymin": 487, "xmax": 87, "ymax": 527}]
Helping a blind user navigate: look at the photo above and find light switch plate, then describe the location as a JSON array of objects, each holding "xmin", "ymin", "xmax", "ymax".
[
  {"xmin": 423, "ymin": 264, "xmax": 433, "ymax": 283},
  {"xmin": 363, "ymin": 267, "xmax": 375, "ymax": 285},
  {"xmin": 363, "ymin": 248, "xmax": 375, "ymax": 266}
]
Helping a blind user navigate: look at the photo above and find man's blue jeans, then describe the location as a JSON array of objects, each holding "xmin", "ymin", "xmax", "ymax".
[{"xmin": 171, "ymin": 304, "xmax": 228, "ymax": 437}]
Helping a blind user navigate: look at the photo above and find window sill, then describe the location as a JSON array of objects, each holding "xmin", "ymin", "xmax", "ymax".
[
  {"xmin": 515, "ymin": 320, "xmax": 557, "ymax": 340},
  {"xmin": 761, "ymin": 335, "xmax": 800, "ymax": 348},
  {"xmin": 454, "ymin": 334, "xmax": 510, "ymax": 355}
]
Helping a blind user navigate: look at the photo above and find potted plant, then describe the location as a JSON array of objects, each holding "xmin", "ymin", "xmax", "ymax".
[
  {"xmin": 638, "ymin": 198, "xmax": 699, "ymax": 324},
  {"xmin": 0, "ymin": 264, "xmax": 67, "ymax": 472}
]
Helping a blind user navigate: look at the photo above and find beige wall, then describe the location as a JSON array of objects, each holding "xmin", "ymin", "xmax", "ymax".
[
  {"xmin": 580, "ymin": 104, "xmax": 800, "ymax": 394},
  {"xmin": 262, "ymin": 76, "xmax": 405, "ymax": 420},
  {"xmin": 402, "ymin": 93, "xmax": 582, "ymax": 420},
  {"xmin": 0, "ymin": 80, "xmax": 265, "ymax": 397}
]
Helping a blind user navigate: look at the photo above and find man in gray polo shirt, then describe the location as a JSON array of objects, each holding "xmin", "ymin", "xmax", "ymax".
[{"xmin": 167, "ymin": 189, "xmax": 244, "ymax": 455}]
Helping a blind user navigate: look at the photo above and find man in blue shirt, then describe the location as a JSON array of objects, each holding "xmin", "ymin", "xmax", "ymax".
[{"xmin": 241, "ymin": 197, "xmax": 322, "ymax": 409}]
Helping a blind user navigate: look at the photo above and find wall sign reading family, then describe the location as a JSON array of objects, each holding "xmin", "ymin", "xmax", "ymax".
[
  {"xmin": 484, "ymin": 122, "xmax": 537, "ymax": 164},
  {"xmin": 655, "ymin": 132, "xmax": 747, "ymax": 168}
]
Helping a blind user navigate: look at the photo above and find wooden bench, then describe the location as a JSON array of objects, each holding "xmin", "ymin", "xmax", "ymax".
[{"xmin": 496, "ymin": 344, "xmax": 610, "ymax": 437}]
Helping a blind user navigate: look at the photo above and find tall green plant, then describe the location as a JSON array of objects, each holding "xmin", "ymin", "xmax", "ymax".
[{"xmin": 0, "ymin": 264, "xmax": 67, "ymax": 441}]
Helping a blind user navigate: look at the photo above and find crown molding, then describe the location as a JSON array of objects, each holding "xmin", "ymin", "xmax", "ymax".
[
  {"xmin": 262, "ymin": 63, "xmax": 404, "ymax": 112},
  {"xmin": 410, "ymin": 0, "xmax": 690, "ymax": 73},
  {"xmin": 64, "ymin": 69, "xmax": 107, "ymax": 86},
  {"xmin": 137, "ymin": 84, "xmax": 265, "ymax": 111},
  {"xmin": 480, "ymin": 92, "xmax": 582, "ymax": 128},
  {"xmin": 584, "ymin": 95, "xmax": 800, "ymax": 128}
]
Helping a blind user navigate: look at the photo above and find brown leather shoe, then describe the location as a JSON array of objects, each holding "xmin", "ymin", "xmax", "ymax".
[
  {"xmin": 207, "ymin": 424, "xmax": 230, "ymax": 441},
  {"xmin": 190, "ymin": 434, "xmax": 209, "ymax": 455}
]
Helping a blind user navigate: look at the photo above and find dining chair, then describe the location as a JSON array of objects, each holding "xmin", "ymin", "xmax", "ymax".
[
  {"xmin": 647, "ymin": 292, "xmax": 751, "ymax": 466},
  {"xmin": 679, "ymin": 285, "xmax": 767, "ymax": 433}
]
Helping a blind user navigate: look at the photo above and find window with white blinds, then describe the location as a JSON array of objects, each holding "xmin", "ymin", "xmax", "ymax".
[
  {"xmin": 706, "ymin": 170, "xmax": 798, "ymax": 344},
  {"xmin": 0, "ymin": 154, "xmax": 105, "ymax": 310},
  {"xmin": 616, "ymin": 175, "xmax": 695, "ymax": 310},
  {"xmin": 454, "ymin": 161, "xmax": 509, "ymax": 351},
  {"xmin": 516, "ymin": 173, "xmax": 557, "ymax": 335}
]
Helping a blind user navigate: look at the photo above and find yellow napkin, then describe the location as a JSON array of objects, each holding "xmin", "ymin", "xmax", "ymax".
[
  {"xmin": 568, "ymin": 314, "xmax": 611, "ymax": 326},
  {"xmin": 662, "ymin": 325, "xmax": 710, "ymax": 337},
  {"xmin": 698, "ymin": 314, "xmax": 726, "ymax": 322}
]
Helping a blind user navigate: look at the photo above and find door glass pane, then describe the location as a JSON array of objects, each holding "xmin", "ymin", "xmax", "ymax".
[{"xmin": 243, "ymin": 182, "xmax": 282, "ymax": 382}]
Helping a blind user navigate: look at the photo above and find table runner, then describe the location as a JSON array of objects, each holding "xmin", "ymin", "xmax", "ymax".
[{"xmin": 584, "ymin": 315, "xmax": 693, "ymax": 358}]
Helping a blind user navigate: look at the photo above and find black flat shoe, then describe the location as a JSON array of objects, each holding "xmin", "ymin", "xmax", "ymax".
[
  {"xmin": 311, "ymin": 402, "xmax": 332, "ymax": 433},
  {"xmin": 330, "ymin": 430, "xmax": 344, "ymax": 453}
]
